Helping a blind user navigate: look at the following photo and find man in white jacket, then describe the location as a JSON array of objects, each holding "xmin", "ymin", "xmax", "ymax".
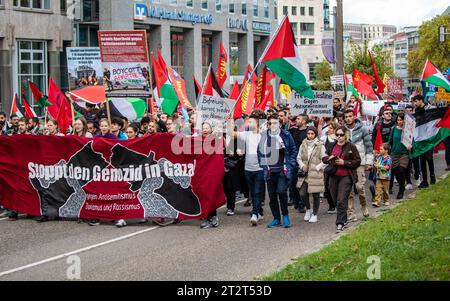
[{"xmin": 344, "ymin": 109, "xmax": 374, "ymax": 222}]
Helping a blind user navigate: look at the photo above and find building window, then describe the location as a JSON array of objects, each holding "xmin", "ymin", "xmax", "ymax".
[
  {"xmin": 253, "ymin": 0, "xmax": 258, "ymax": 17},
  {"xmin": 308, "ymin": 63, "xmax": 318, "ymax": 81},
  {"xmin": 13, "ymin": 0, "xmax": 50, "ymax": 9},
  {"xmin": 83, "ymin": 0, "xmax": 99, "ymax": 22},
  {"xmin": 186, "ymin": 0, "xmax": 193, "ymax": 7},
  {"xmin": 291, "ymin": 6, "xmax": 296, "ymax": 15},
  {"xmin": 300, "ymin": 23, "xmax": 314, "ymax": 35},
  {"xmin": 170, "ymin": 0, "xmax": 177, "ymax": 5},
  {"xmin": 300, "ymin": 38, "xmax": 306, "ymax": 45},
  {"xmin": 242, "ymin": 1, "xmax": 247, "ymax": 15},
  {"xmin": 171, "ymin": 33, "xmax": 184, "ymax": 77},
  {"xmin": 77, "ymin": 25, "xmax": 99, "ymax": 47},
  {"xmin": 216, "ymin": 0, "xmax": 221, "ymax": 11},
  {"xmin": 202, "ymin": 35, "xmax": 213, "ymax": 79},
  {"xmin": 60, "ymin": 0, "xmax": 67, "ymax": 14},
  {"xmin": 300, "ymin": 6, "xmax": 305, "ymax": 16},
  {"xmin": 274, "ymin": 0, "xmax": 278, "ymax": 19},
  {"xmin": 264, "ymin": 0, "xmax": 269, "ymax": 18},
  {"xmin": 290, "ymin": 22, "xmax": 298, "ymax": 38},
  {"xmin": 309, "ymin": 7, "xmax": 314, "ymax": 16},
  {"xmin": 202, "ymin": 0, "xmax": 207, "ymax": 10},
  {"xmin": 17, "ymin": 40, "xmax": 48, "ymax": 115},
  {"xmin": 283, "ymin": 6, "xmax": 288, "ymax": 15},
  {"xmin": 229, "ymin": 0, "xmax": 234, "ymax": 13},
  {"xmin": 309, "ymin": 38, "xmax": 314, "ymax": 45}
]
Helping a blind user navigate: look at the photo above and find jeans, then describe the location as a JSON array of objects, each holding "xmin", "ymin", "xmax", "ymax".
[
  {"xmin": 348, "ymin": 166, "xmax": 367, "ymax": 216},
  {"xmin": 299, "ymin": 182, "xmax": 320, "ymax": 215},
  {"xmin": 419, "ymin": 150, "xmax": 435, "ymax": 184},
  {"xmin": 329, "ymin": 175, "xmax": 354, "ymax": 226},
  {"xmin": 266, "ymin": 171, "xmax": 290, "ymax": 221},
  {"xmin": 245, "ymin": 170, "xmax": 264, "ymax": 216}
]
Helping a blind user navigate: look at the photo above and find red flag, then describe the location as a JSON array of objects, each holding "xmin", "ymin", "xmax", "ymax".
[
  {"xmin": 255, "ymin": 66, "xmax": 268, "ymax": 108},
  {"xmin": 266, "ymin": 68, "xmax": 276, "ymax": 82},
  {"xmin": 436, "ymin": 107, "xmax": 450, "ymax": 129},
  {"xmin": 151, "ymin": 54, "xmax": 168, "ymax": 96},
  {"xmin": 229, "ymin": 81, "xmax": 240, "ymax": 100},
  {"xmin": 239, "ymin": 65, "xmax": 257, "ymax": 115},
  {"xmin": 21, "ymin": 88, "xmax": 37, "ymax": 118},
  {"xmin": 203, "ymin": 65, "xmax": 224, "ymax": 97},
  {"xmin": 56, "ymin": 98, "xmax": 71, "ymax": 135},
  {"xmin": 255, "ymin": 85, "xmax": 274, "ymax": 111},
  {"xmin": 156, "ymin": 49, "xmax": 167, "ymax": 73},
  {"xmin": 193, "ymin": 76, "xmax": 203, "ymax": 99},
  {"xmin": 167, "ymin": 66, "xmax": 193, "ymax": 109},
  {"xmin": 368, "ymin": 49, "xmax": 386, "ymax": 94},
  {"xmin": 48, "ymin": 77, "xmax": 72, "ymax": 123},
  {"xmin": 216, "ymin": 42, "xmax": 228, "ymax": 88},
  {"xmin": 353, "ymin": 70, "xmax": 377, "ymax": 100},
  {"xmin": 374, "ymin": 124, "xmax": 383, "ymax": 152}
]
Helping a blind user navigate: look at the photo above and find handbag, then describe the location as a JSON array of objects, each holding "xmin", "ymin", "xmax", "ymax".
[{"xmin": 298, "ymin": 145, "xmax": 317, "ymax": 178}]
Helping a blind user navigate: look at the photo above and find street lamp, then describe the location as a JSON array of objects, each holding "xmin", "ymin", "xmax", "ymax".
[{"xmin": 439, "ymin": 26, "xmax": 450, "ymax": 43}]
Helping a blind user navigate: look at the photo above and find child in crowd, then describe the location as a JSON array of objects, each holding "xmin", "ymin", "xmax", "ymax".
[{"xmin": 373, "ymin": 143, "xmax": 393, "ymax": 207}]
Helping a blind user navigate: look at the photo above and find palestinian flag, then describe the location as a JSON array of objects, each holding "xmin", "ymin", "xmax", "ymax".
[
  {"xmin": 21, "ymin": 88, "xmax": 37, "ymax": 118},
  {"xmin": 411, "ymin": 107, "xmax": 450, "ymax": 158},
  {"xmin": 421, "ymin": 59, "xmax": 450, "ymax": 92},
  {"xmin": 10, "ymin": 94, "xmax": 24, "ymax": 118},
  {"xmin": 108, "ymin": 98, "xmax": 147, "ymax": 121},
  {"xmin": 261, "ymin": 16, "xmax": 314, "ymax": 99},
  {"xmin": 151, "ymin": 53, "xmax": 179, "ymax": 115},
  {"xmin": 193, "ymin": 76, "xmax": 203, "ymax": 99},
  {"xmin": 29, "ymin": 81, "xmax": 51, "ymax": 109},
  {"xmin": 345, "ymin": 74, "xmax": 359, "ymax": 101}
]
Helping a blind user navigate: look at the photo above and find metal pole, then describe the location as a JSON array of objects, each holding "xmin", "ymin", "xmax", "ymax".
[{"xmin": 336, "ymin": 0, "xmax": 344, "ymax": 75}]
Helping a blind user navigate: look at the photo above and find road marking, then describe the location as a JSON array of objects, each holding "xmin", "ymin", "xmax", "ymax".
[
  {"xmin": 0, "ymin": 198, "xmax": 249, "ymax": 277},
  {"xmin": 0, "ymin": 226, "xmax": 160, "ymax": 278}
]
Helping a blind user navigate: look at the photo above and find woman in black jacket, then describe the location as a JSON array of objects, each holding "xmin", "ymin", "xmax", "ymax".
[{"xmin": 323, "ymin": 126, "xmax": 361, "ymax": 233}]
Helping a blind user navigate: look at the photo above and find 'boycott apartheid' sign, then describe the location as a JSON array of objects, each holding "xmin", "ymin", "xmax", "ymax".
[
  {"xmin": 0, "ymin": 134, "xmax": 225, "ymax": 220},
  {"xmin": 196, "ymin": 95, "xmax": 237, "ymax": 131},
  {"xmin": 402, "ymin": 113, "xmax": 416, "ymax": 150},
  {"xmin": 98, "ymin": 30, "xmax": 151, "ymax": 98},
  {"xmin": 291, "ymin": 91, "xmax": 334, "ymax": 117}
]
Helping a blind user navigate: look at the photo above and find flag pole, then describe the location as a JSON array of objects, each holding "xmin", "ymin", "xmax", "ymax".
[
  {"xmin": 148, "ymin": 51, "xmax": 156, "ymax": 123},
  {"xmin": 234, "ymin": 14, "xmax": 289, "ymax": 103}
]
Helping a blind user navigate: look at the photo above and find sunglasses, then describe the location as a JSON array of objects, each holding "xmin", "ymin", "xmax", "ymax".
[{"xmin": 336, "ymin": 133, "xmax": 345, "ymax": 137}]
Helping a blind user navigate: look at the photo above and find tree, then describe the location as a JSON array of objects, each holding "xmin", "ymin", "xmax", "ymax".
[
  {"xmin": 313, "ymin": 60, "xmax": 333, "ymax": 90},
  {"xmin": 406, "ymin": 48, "xmax": 424, "ymax": 79},
  {"xmin": 345, "ymin": 41, "xmax": 395, "ymax": 79},
  {"xmin": 417, "ymin": 15, "xmax": 450, "ymax": 71}
]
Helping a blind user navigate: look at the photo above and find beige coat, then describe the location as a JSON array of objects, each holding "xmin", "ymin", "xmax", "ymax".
[{"xmin": 297, "ymin": 138, "xmax": 327, "ymax": 193}]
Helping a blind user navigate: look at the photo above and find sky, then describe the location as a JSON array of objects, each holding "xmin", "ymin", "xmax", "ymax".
[{"xmin": 330, "ymin": 0, "xmax": 449, "ymax": 28}]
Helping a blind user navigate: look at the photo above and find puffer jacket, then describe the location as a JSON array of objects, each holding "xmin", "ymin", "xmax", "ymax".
[
  {"xmin": 297, "ymin": 138, "xmax": 327, "ymax": 193},
  {"xmin": 345, "ymin": 119, "xmax": 373, "ymax": 165}
]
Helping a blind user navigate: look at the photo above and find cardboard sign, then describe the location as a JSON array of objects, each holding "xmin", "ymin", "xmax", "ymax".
[
  {"xmin": 291, "ymin": 91, "xmax": 334, "ymax": 117},
  {"xmin": 67, "ymin": 47, "xmax": 103, "ymax": 90},
  {"xmin": 402, "ymin": 113, "xmax": 416, "ymax": 149},
  {"xmin": 195, "ymin": 95, "xmax": 237, "ymax": 131}
]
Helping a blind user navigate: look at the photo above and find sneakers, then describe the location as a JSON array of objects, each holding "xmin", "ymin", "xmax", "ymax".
[
  {"xmin": 88, "ymin": 219, "xmax": 100, "ymax": 226},
  {"xmin": 226, "ymin": 209, "xmax": 235, "ymax": 216},
  {"xmin": 327, "ymin": 208, "xmax": 337, "ymax": 214},
  {"xmin": 396, "ymin": 192, "xmax": 404, "ymax": 200},
  {"xmin": 384, "ymin": 202, "xmax": 391, "ymax": 206},
  {"xmin": 200, "ymin": 219, "xmax": 212, "ymax": 229},
  {"xmin": 36, "ymin": 215, "xmax": 49, "ymax": 223},
  {"xmin": 336, "ymin": 224, "xmax": 345, "ymax": 233},
  {"xmin": 210, "ymin": 216, "xmax": 219, "ymax": 227},
  {"xmin": 258, "ymin": 214, "xmax": 264, "ymax": 221},
  {"xmin": 115, "ymin": 219, "xmax": 127, "ymax": 228},
  {"xmin": 418, "ymin": 182, "xmax": 429, "ymax": 189},
  {"xmin": 430, "ymin": 176, "xmax": 436, "ymax": 185},
  {"xmin": 304, "ymin": 209, "xmax": 312, "ymax": 221},
  {"xmin": 405, "ymin": 184, "xmax": 413, "ymax": 190},
  {"xmin": 372, "ymin": 202, "xmax": 380, "ymax": 208},
  {"xmin": 347, "ymin": 214, "xmax": 358, "ymax": 223},
  {"xmin": 362, "ymin": 207, "xmax": 370, "ymax": 218},
  {"xmin": 250, "ymin": 214, "xmax": 258, "ymax": 226},
  {"xmin": 0, "ymin": 209, "xmax": 9, "ymax": 218},
  {"xmin": 308, "ymin": 215, "xmax": 318, "ymax": 223},
  {"xmin": 8, "ymin": 211, "xmax": 18, "ymax": 221},
  {"xmin": 267, "ymin": 219, "xmax": 282, "ymax": 228},
  {"xmin": 283, "ymin": 215, "xmax": 292, "ymax": 228}
]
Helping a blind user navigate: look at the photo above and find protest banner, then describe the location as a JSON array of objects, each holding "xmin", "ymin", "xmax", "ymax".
[
  {"xmin": 387, "ymin": 78, "xmax": 404, "ymax": 101},
  {"xmin": 98, "ymin": 30, "xmax": 151, "ymax": 98},
  {"xmin": 361, "ymin": 101, "xmax": 385, "ymax": 117},
  {"xmin": 67, "ymin": 47, "xmax": 103, "ymax": 90},
  {"xmin": 330, "ymin": 75, "xmax": 352, "ymax": 92},
  {"xmin": 291, "ymin": 91, "xmax": 333, "ymax": 117},
  {"xmin": 0, "ymin": 134, "xmax": 225, "ymax": 220},
  {"xmin": 195, "ymin": 95, "xmax": 237, "ymax": 131},
  {"xmin": 402, "ymin": 113, "xmax": 416, "ymax": 149}
]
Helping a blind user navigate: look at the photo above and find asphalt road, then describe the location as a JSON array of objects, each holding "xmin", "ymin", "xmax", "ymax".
[{"xmin": 0, "ymin": 152, "xmax": 447, "ymax": 281}]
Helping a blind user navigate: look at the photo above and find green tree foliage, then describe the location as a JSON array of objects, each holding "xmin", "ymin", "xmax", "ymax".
[
  {"xmin": 407, "ymin": 15, "xmax": 450, "ymax": 76},
  {"xmin": 345, "ymin": 41, "xmax": 394, "ymax": 78},
  {"xmin": 313, "ymin": 60, "xmax": 333, "ymax": 90}
]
